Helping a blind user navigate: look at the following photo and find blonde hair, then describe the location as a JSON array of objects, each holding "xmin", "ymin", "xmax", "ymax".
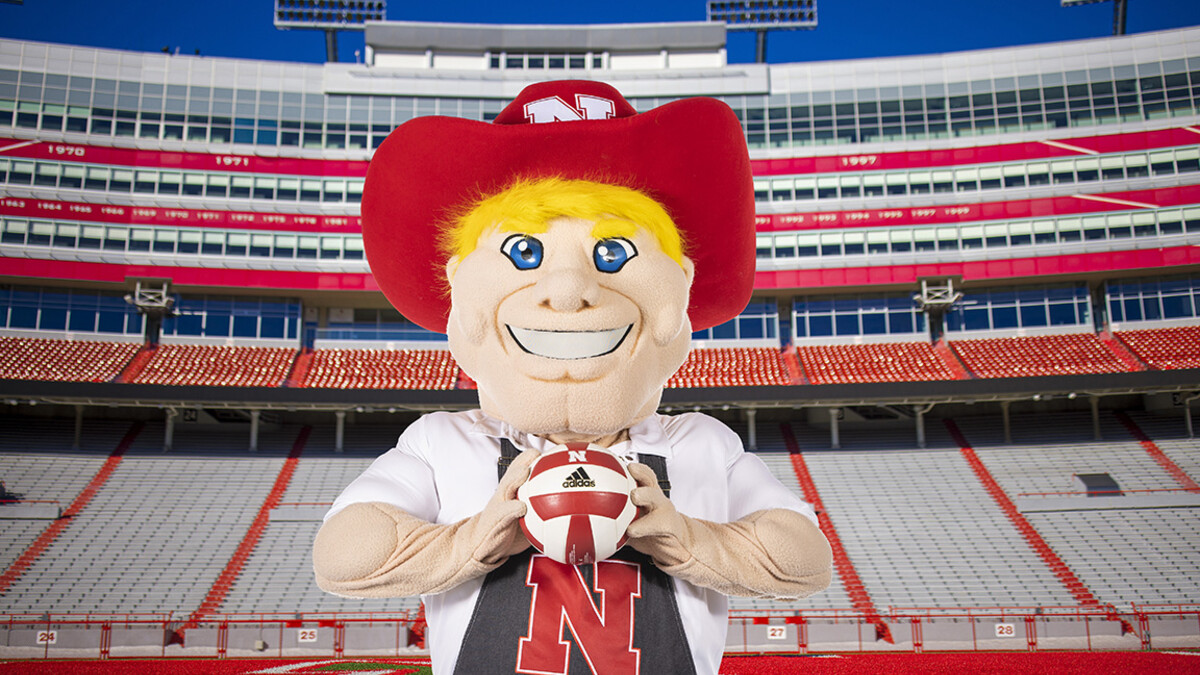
[{"xmin": 441, "ymin": 177, "xmax": 685, "ymax": 267}]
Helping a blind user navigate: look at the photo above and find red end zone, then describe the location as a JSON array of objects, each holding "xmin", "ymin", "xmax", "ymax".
[{"xmin": 2, "ymin": 652, "xmax": 1199, "ymax": 674}]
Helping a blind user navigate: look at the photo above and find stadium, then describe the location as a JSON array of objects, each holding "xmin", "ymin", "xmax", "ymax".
[{"xmin": 1, "ymin": 1, "xmax": 1199, "ymax": 671}]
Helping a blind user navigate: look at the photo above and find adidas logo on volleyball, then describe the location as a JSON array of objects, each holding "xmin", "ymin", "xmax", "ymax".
[{"xmin": 562, "ymin": 467, "xmax": 596, "ymax": 488}]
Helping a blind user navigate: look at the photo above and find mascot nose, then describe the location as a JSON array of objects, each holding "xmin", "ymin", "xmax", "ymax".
[{"xmin": 537, "ymin": 266, "xmax": 601, "ymax": 312}]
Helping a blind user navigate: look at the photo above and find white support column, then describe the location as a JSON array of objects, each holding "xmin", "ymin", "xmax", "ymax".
[
  {"xmin": 746, "ymin": 408, "xmax": 757, "ymax": 451},
  {"xmin": 249, "ymin": 410, "xmax": 260, "ymax": 453},
  {"xmin": 829, "ymin": 408, "xmax": 840, "ymax": 450},
  {"xmin": 916, "ymin": 410, "xmax": 926, "ymax": 449},
  {"xmin": 335, "ymin": 410, "xmax": 346, "ymax": 454},
  {"xmin": 1184, "ymin": 394, "xmax": 1199, "ymax": 439},
  {"xmin": 73, "ymin": 404, "xmax": 84, "ymax": 451},
  {"xmin": 1000, "ymin": 401, "xmax": 1012, "ymax": 444},
  {"xmin": 1090, "ymin": 396, "xmax": 1102, "ymax": 441},
  {"xmin": 164, "ymin": 408, "xmax": 177, "ymax": 452}
]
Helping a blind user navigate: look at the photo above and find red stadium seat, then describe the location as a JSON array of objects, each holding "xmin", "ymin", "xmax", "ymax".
[
  {"xmin": 795, "ymin": 342, "xmax": 959, "ymax": 384},
  {"xmin": 0, "ymin": 336, "xmax": 140, "ymax": 383},
  {"xmin": 666, "ymin": 348, "xmax": 792, "ymax": 388},
  {"xmin": 130, "ymin": 344, "xmax": 297, "ymax": 387},
  {"xmin": 1116, "ymin": 326, "xmax": 1200, "ymax": 370},
  {"xmin": 950, "ymin": 333, "xmax": 1131, "ymax": 379},
  {"xmin": 300, "ymin": 348, "xmax": 459, "ymax": 390}
]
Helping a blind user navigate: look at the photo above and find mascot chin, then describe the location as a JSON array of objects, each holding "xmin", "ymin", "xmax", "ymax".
[{"xmin": 313, "ymin": 80, "xmax": 832, "ymax": 675}]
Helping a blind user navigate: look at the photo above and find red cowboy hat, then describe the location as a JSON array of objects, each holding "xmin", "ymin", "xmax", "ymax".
[{"xmin": 361, "ymin": 80, "xmax": 755, "ymax": 333}]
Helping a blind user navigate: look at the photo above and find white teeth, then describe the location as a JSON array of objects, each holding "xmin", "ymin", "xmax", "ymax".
[{"xmin": 507, "ymin": 325, "xmax": 632, "ymax": 360}]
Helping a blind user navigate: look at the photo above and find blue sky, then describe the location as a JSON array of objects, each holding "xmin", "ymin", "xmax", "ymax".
[{"xmin": 1, "ymin": 0, "xmax": 1199, "ymax": 65}]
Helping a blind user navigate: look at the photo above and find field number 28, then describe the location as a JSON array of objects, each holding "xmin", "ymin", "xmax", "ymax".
[{"xmin": 994, "ymin": 623, "xmax": 1016, "ymax": 638}]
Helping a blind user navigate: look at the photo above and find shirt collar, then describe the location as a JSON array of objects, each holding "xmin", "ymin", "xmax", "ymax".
[{"xmin": 468, "ymin": 410, "xmax": 672, "ymax": 461}]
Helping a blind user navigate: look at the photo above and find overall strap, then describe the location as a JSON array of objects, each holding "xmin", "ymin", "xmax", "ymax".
[
  {"xmin": 637, "ymin": 453, "xmax": 671, "ymax": 497},
  {"xmin": 497, "ymin": 437, "xmax": 521, "ymax": 481}
]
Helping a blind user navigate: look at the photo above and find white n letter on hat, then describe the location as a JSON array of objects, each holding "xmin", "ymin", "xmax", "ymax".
[{"xmin": 523, "ymin": 94, "xmax": 616, "ymax": 124}]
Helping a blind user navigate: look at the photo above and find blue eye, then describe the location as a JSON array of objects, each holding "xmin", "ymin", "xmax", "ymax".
[
  {"xmin": 501, "ymin": 234, "xmax": 544, "ymax": 270},
  {"xmin": 593, "ymin": 238, "xmax": 637, "ymax": 273}
]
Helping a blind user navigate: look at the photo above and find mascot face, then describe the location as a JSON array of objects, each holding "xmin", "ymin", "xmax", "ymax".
[{"xmin": 447, "ymin": 216, "xmax": 694, "ymax": 439}]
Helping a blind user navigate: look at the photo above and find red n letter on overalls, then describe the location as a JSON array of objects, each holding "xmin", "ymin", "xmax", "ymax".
[{"xmin": 516, "ymin": 555, "xmax": 641, "ymax": 675}]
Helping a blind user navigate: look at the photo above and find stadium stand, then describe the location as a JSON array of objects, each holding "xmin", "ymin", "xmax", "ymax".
[
  {"xmin": 299, "ymin": 348, "xmax": 458, "ymax": 390},
  {"xmin": 795, "ymin": 342, "xmax": 959, "ymax": 384},
  {"xmin": 129, "ymin": 344, "xmax": 298, "ymax": 387},
  {"xmin": 950, "ymin": 333, "xmax": 1132, "ymax": 379},
  {"xmin": 0, "ymin": 418, "xmax": 130, "ymax": 571},
  {"xmin": 0, "ymin": 336, "xmax": 138, "ymax": 383},
  {"xmin": 955, "ymin": 412, "xmax": 1191, "ymax": 496},
  {"xmin": 219, "ymin": 424, "xmax": 411, "ymax": 615},
  {"xmin": 1122, "ymin": 411, "xmax": 1200, "ymax": 484},
  {"xmin": 1116, "ymin": 325, "xmax": 1200, "ymax": 370},
  {"xmin": 1028, "ymin": 508, "xmax": 1200, "ymax": 609},
  {"xmin": 0, "ymin": 422, "xmax": 291, "ymax": 614},
  {"xmin": 666, "ymin": 348, "xmax": 793, "ymax": 388},
  {"xmin": 799, "ymin": 423, "xmax": 1080, "ymax": 610}
]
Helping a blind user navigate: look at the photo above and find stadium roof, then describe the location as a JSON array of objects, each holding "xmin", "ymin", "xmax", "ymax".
[{"xmin": 363, "ymin": 20, "xmax": 727, "ymax": 52}]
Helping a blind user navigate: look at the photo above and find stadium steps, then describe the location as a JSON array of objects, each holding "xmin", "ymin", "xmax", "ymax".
[
  {"xmin": 933, "ymin": 338, "xmax": 971, "ymax": 379},
  {"xmin": 1113, "ymin": 411, "xmax": 1200, "ymax": 492},
  {"xmin": 780, "ymin": 349, "xmax": 807, "ymax": 385},
  {"xmin": 283, "ymin": 347, "xmax": 315, "ymax": 388},
  {"xmin": 0, "ymin": 421, "xmax": 144, "ymax": 594},
  {"xmin": 181, "ymin": 425, "xmax": 312, "ymax": 631},
  {"xmin": 1099, "ymin": 330, "xmax": 1149, "ymax": 372},
  {"xmin": 114, "ymin": 343, "xmax": 157, "ymax": 383},
  {"xmin": 943, "ymin": 419, "xmax": 1101, "ymax": 609},
  {"xmin": 779, "ymin": 422, "xmax": 893, "ymax": 642}
]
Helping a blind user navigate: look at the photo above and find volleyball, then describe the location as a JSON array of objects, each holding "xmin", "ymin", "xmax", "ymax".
[{"xmin": 517, "ymin": 443, "xmax": 639, "ymax": 565}]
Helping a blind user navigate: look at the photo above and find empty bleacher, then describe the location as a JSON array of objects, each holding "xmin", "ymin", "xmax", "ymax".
[
  {"xmin": 300, "ymin": 348, "xmax": 458, "ymax": 390},
  {"xmin": 950, "ymin": 333, "xmax": 1131, "ymax": 378},
  {"xmin": 130, "ymin": 344, "xmax": 297, "ymax": 387},
  {"xmin": 1117, "ymin": 325, "xmax": 1200, "ymax": 370},
  {"xmin": 800, "ymin": 423, "xmax": 1079, "ymax": 610},
  {"xmin": 219, "ymin": 424, "xmax": 415, "ymax": 615},
  {"xmin": 666, "ymin": 348, "xmax": 792, "ymax": 388},
  {"xmin": 1028, "ymin": 508, "xmax": 1200, "ymax": 609},
  {"xmin": 0, "ymin": 336, "xmax": 138, "ymax": 382},
  {"xmin": 795, "ymin": 341, "xmax": 958, "ymax": 384},
  {"xmin": 0, "ymin": 423, "xmax": 292, "ymax": 615},
  {"xmin": 1122, "ymin": 411, "xmax": 1200, "ymax": 483},
  {"xmin": 0, "ymin": 418, "xmax": 130, "ymax": 571},
  {"xmin": 956, "ymin": 412, "xmax": 1189, "ymax": 496}
]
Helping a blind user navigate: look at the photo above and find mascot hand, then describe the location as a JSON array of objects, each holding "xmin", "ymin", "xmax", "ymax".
[
  {"xmin": 624, "ymin": 462, "xmax": 692, "ymax": 566},
  {"xmin": 623, "ymin": 462, "xmax": 833, "ymax": 599},
  {"xmin": 471, "ymin": 447, "xmax": 539, "ymax": 564}
]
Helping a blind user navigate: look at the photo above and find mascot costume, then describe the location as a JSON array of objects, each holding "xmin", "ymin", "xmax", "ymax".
[{"xmin": 314, "ymin": 80, "xmax": 832, "ymax": 675}]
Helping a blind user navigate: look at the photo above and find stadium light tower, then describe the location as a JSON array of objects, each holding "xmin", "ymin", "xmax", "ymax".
[
  {"xmin": 707, "ymin": 1, "xmax": 817, "ymax": 63},
  {"xmin": 1061, "ymin": 0, "xmax": 1128, "ymax": 36},
  {"xmin": 274, "ymin": 0, "xmax": 387, "ymax": 63}
]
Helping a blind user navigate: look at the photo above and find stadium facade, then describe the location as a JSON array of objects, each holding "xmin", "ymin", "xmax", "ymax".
[
  {"xmin": 2, "ymin": 20, "xmax": 1200, "ymax": 658},
  {"xmin": 0, "ymin": 21, "xmax": 1198, "ymax": 409}
]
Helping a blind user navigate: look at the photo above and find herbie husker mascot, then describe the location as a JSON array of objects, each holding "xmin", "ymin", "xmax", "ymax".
[{"xmin": 314, "ymin": 81, "xmax": 832, "ymax": 675}]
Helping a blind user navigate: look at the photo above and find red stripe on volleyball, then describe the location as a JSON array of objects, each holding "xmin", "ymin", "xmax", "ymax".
[
  {"xmin": 566, "ymin": 514, "xmax": 596, "ymax": 565},
  {"xmin": 529, "ymin": 492, "xmax": 630, "ymax": 520},
  {"xmin": 519, "ymin": 519, "xmax": 544, "ymax": 553},
  {"xmin": 529, "ymin": 450, "xmax": 626, "ymax": 480}
]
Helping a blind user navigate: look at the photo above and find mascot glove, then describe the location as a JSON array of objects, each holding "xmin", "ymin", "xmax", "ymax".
[
  {"xmin": 314, "ymin": 448, "xmax": 539, "ymax": 598},
  {"xmin": 624, "ymin": 462, "xmax": 832, "ymax": 600}
]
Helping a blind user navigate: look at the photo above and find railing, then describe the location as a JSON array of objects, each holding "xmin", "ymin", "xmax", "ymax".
[
  {"xmin": 3, "ymin": 607, "xmax": 1196, "ymax": 660},
  {"xmin": 1016, "ymin": 487, "xmax": 1200, "ymax": 497},
  {"xmin": 725, "ymin": 606, "xmax": 1172, "ymax": 654}
]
